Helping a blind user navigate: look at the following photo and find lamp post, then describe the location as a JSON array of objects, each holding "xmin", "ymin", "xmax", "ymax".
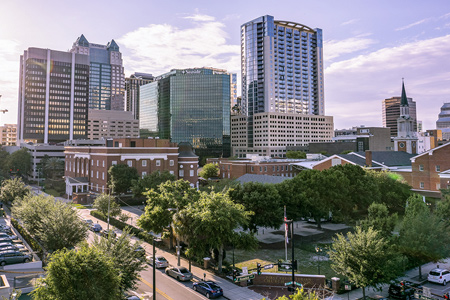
[
  {"xmin": 315, "ymin": 246, "xmax": 323, "ymax": 275},
  {"xmin": 284, "ymin": 218, "xmax": 295, "ymax": 294},
  {"xmin": 168, "ymin": 208, "xmax": 181, "ymax": 266},
  {"xmin": 152, "ymin": 235, "xmax": 162, "ymax": 300}
]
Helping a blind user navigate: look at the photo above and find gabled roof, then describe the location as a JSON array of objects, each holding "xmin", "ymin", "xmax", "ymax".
[
  {"xmin": 339, "ymin": 153, "xmax": 384, "ymax": 168},
  {"xmin": 107, "ymin": 39, "xmax": 119, "ymax": 51},
  {"xmin": 354, "ymin": 151, "xmax": 414, "ymax": 167},
  {"xmin": 411, "ymin": 142, "xmax": 450, "ymax": 162},
  {"xmin": 236, "ymin": 174, "xmax": 291, "ymax": 185},
  {"xmin": 76, "ymin": 34, "xmax": 89, "ymax": 47}
]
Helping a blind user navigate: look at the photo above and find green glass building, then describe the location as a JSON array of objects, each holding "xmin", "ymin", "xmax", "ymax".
[{"xmin": 140, "ymin": 68, "xmax": 233, "ymax": 158}]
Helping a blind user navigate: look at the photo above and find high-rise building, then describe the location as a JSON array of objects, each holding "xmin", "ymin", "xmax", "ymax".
[
  {"xmin": 70, "ymin": 35, "xmax": 125, "ymax": 111},
  {"xmin": 87, "ymin": 109, "xmax": 139, "ymax": 140},
  {"xmin": 140, "ymin": 68, "xmax": 233, "ymax": 158},
  {"xmin": 241, "ymin": 15, "xmax": 324, "ymax": 117},
  {"xmin": 18, "ymin": 47, "xmax": 89, "ymax": 144},
  {"xmin": 125, "ymin": 73, "xmax": 154, "ymax": 120},
  {"xmin": 382, "ymin": 96, "xmax": 417, "ymax": 137},
  {"xmin": 436, "ymin": 102, "xmax": 450, "ymax": 140},
  {"xmin": 0, "ymin": 124, "xmax": 17, "ymax": 146}
]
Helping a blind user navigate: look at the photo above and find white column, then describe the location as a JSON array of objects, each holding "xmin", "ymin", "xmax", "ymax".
[
  {"xmin": 44, "ymin": 49, "xmax": 51, "ymax": 144},
  {"xmin": 69, "ymin": 52, "xmax": 75, "ymax": 140}
]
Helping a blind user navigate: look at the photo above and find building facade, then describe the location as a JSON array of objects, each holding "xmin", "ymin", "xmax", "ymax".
[
  {"xmin": 436, "ymin": 102, "xmax": 450, "ymax": 141},
  {"xmin": 87, "ymin": 109, "xmax": 139, "ymax": 140},
  {"xmin": 231, "ymin": 112, "xmax": 333, "ymax": 158},
  {"xmin": 393, "ymin": 82, "xmax": 418, "ymax": 154},
  {"xmin": 0, "ymin": 124, "xmax": 17, "ymax": 146},
  {"xmin": 18, "ymin": 47, "xmax": 89, "ymax": 144},
  {"xmin": 140, "ymin": 68, "xmax": 233, "ymax": 158},
  {"xmin": 382, "ymin": 96, "xmax": 417, "ymax": 137},
  {"xmin": 70, "ymin": 35, "xmax": 125, "ymax": 111},
  {"xmin": 125, "ymin": 72, "xmax": 154, "ymax": 120},
  {"xmin": 64, "ymin": 138, "xmax": 199, "ymax": 203}
]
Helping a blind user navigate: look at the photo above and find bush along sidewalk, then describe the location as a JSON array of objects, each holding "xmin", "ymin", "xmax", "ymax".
[{"xmin": 11, "ymin": 218, "xmax": 45, "ymax": 261}]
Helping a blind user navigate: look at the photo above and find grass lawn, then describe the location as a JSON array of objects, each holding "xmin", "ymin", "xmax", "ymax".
[
  {"xmin": 71, "ymin": 203, "xmax": 88, "ymax": 209},
  {"xmin": 225, "ymin": 241, "xmax": 339, "ymax": 279},
  {"xmin": 45, "ymin": 189, "xmax": 62, "ymax": 197}
]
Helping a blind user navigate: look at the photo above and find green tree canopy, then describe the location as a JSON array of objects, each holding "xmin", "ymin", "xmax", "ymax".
[
  {"xmin": 0, "ymin": 177, "xmax": 31, "ymax": 204},
  {"xmin": 108, "ymin": 164, "xmax": 139, "ymax": 195},
  {"xmin": 398, "ymin": 194, "xmax": 450, "ymax": 279},
  {"xmin": 199, "ymin": 163, "xmax": 219, "ymax": 179},
  {"xmin": 7, "ymin": 148, "xmax": 31, "ymax": 177},
  {"xmin": 92, "ymin": 229, "xmax": 146, "ymax": 293},
  {"xmin": 32, "ymin": 245, "xmax": 121, "ymax": 300},
  {"xmin": 93, "ymin": 194, "xmax": 122, "ymax": 218},
  {"xmin": 271, "ymin": 288, "xmax": 320, "ymax": 300},
  {"xmin": 286, "ymin": 150, "xmax": 306, "ymax": 159},
  {"xmin": 131, "ymin": 170, "xmax": 176, "ymax": 198},
  {"xmin": 228, "ymin": 182, "xmax": 283, "ymax": 232},
  {"xmin": 177, "ymin": 191, "xmax": 256, "ymax": 272},
  {"xmin": 359, "ymin": 202, "xmax": 397, "ymax": 240},
  {"xmin": 12, "ymin": 194, "xmax": 54, "ymax": 235},
  {"xmin": 329, "ymin": 227, "xmax": 400, "ymax": 299}
]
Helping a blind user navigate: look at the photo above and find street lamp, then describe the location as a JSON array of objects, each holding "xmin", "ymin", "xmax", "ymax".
[
  {"xmin": 151, "ymin": 234, "xmax": 162, "ymax": 300},
  {"xmin": 315, "ymin": 246, "xmax": 323, "ymax": 275},
  {"xmin": 168, "ymin": 208, "xmax": 181, "ymax": 266},
  {"xmin": 284, "ymin": 218, "xmax": 295, "ymax": 294}
]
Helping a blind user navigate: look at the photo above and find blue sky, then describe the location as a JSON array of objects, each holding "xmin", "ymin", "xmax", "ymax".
[{"xmin": 1, "ymin": 0, "xmax": 449, "ymax": 130}]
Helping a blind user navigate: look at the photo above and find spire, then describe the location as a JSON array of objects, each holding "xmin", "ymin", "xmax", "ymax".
[
  {"xmin": 107, "ymin": 39, "xmax": 119, "ymax": 51},
  {"xmin": 401, "ymin": 78, "xmax": 408, "ymax": 107}
]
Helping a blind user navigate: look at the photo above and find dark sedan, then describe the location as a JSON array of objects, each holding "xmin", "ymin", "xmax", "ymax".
[{"xmin": 193, "ymin": 281, "xmax": 223, "ymax": 298}]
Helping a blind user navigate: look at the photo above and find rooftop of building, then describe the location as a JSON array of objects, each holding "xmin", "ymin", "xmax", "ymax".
[{"xmin": 236, "ymin": 174, "xmax": 292, "ymax": 185}]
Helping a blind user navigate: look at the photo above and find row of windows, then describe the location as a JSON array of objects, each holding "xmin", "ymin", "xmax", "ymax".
[{"xmin": 418, "ymin": 165, "xmax": 441, "ymax": 172}]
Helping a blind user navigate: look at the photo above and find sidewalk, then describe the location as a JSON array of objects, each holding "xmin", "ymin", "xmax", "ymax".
[{"xmin": 84, "ymin": 208, "xmax": 265, "ymax": 300}]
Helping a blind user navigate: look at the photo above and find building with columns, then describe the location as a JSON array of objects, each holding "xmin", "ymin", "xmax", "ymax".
[{"xmin": 64, "ymin": 138, "xmax": 198, "ymax": 203}]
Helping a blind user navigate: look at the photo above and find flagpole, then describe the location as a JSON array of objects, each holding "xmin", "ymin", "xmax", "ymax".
[{"xmin": 284, "ymin": 206, "xmax": 288, "ymax": 261}]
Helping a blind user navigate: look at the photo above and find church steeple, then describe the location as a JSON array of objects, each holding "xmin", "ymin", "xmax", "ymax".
[{"xmin": 401, "ymin": 78, "xmax": 408, "ymax": 107}]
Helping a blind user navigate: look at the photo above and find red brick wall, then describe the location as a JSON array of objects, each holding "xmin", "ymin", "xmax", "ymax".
[
  {"xmin": 412, "ymin": 144, "xmax": 450, "ymax": 192},
  {"xmin": 249, "ymin": 273, "xmax": 325, "ymax": 288},
  {"xmin": 313, "ymin": 158, "xmax": 352, "ymax": 171}
]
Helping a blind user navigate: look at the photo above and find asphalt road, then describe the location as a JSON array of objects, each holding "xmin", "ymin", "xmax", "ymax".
[
  {"xmin": 420, "ymin": 281, "xmax": 450, "ymax": 298},
  {"xmin": 80, "ymin": 209, "xmax": 226, "ymax": 300}
]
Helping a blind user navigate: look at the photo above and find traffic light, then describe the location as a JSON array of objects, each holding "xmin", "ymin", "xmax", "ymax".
[
  {"xmin": 257, "ymin": 263, "xmax": 261, "ymax": 275},
  {"xmin": 232, "ymin": 269, "xmax": 238, "ymax": 282}
]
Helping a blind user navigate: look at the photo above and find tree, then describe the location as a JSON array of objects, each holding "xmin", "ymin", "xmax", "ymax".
[
  {"xmin": 177, "ymin": 191, "xmax": 256, "ymax": 273},
  {"xmin": 0, "ymin": 149, "xmax": 10, "ymax": 180},
  {"xmin": 137, "ymin": 180, "xmax": 200, "ymax": 249},
  {"xmin": 0, "ymin": 177, "xmax": 31, "ymax": 204},
  {"xmin": 92, "ymin": 229, "xmax": 146, "ymax": 293},
  {"xmin": 329, "ymin": 227, "xmax": 400, "ymax": 299},
  {"xmin": 199, "ymin": 163, "xmax": 219, "ymax": 179},
  {"xmin": 228, "ymin": 182, "xmax": 283, "ymax": 232},
  {"xmin": 131, "ymin": 170, "xmax": 175, "ymax": 198},
  {"xmin": 93, "ymin": 194, "xmax": 121, "ymax": 218},
  {"xmin": 199, "ymin": 178, "xmax": 239, "ymax": 193},
  {"xmin": 7, "ymin": 148, "xmax": 31, "ymax": 177},
  {"xmin": 32, "ymin": 245, "xmax": 121, "ymax": 300},
  {"xmin": 286, "ymin": 150, "xmax": 306, "ymax": 159},
  {"xmin": 272, "ymin": 288, "xmax": 320, "ymax": 300},
  {"xmin": 398, "ymin": 194, "xmax": 450, "ymax": 279},
  {"xmin": 12, "ymin": 194, "xmax": 88, "ymax": 251},
  {"xmin": 360, "ymin": 202, "xmax": 397, "ymax": 240},
  {"xmin": 108, "ymin": 164, "xmax": 139, "ymax": 195}
]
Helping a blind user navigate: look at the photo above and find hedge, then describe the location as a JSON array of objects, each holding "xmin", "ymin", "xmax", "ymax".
[
  {"xmin": 11, "ymin": 218, "xmax": 44, "ymax": 260},
  {"xmin": 89, "ymin": 210, "xmax": 155, "ymax": 244}
]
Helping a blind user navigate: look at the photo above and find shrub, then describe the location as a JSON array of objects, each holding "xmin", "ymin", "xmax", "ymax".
[{"xmin": 11, "ymin": 218, "xmax": 44, "ymax": 260}]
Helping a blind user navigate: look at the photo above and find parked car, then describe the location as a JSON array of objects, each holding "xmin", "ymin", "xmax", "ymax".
[
  {"xmin": 165, "ymin": 266, "xmax": 193, "ymax": 281},
  {"xmin": 147, "ymin": 255, "xmax": 168, "ymax": 269},
  {"xmin": 134, "ymin": 245, "xmax": 146, "ymax": 259},
  {"xmin": 90, "ymin": 223, "xmax": 102, "ymax": 232},
  {"xmin": 0, "ymin": 243, "xmax": 24, "ymax": 250},
  {"xmin": 193, "ymin": 281, "xmax": 224, "ymax": 299},
  {"xmin": 388, "ymin": 281, "xmax": 421, "ymax": 300},
  {"xmin": 101, "ymin": 230, "xmax": 117, "ymax": 239},
  {"xmin": 0, "ymin": 225, "xmax": 12, "ymax": 235},
  {"xmin": 0, "ymin": 250, "xmax": 32, "ymax": 266},
  {"xmin": 0, "ymin": 237, "xmax": 14, "ymax": 244},
  {"xmin": 0, "ymin": 232, "xmax": 17, "ymax": 240},
  {"xmin": 428, "ymin": 268, "xmax": 450, "ymax": 285},
  {"xmin": 83, "ymin": 219, "xmax": 93, "ymax": 225}
]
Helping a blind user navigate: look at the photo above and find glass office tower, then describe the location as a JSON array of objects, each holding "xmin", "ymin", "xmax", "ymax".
[
  {"xmin": 70, "ymin": 35, "xmax": 125, "ymax": 111},
  {"xmin": 140, "ymin": 68, "xmax": 232, "ymax": 158}
]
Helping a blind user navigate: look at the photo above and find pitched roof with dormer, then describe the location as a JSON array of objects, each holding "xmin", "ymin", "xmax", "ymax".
[{"xmin": 411, "ymin": 141, "xmax": 450, "ymax": 162}]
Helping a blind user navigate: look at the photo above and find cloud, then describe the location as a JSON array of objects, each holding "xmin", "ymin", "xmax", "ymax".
[
  {"xmin": 395, "ymin": 19, "xmax": 427, "ymax": 31},
  {"xmin": 341, "ymin": 19, "xmax": 359, "ymax": 26},
  {"xmin": 118, "ymin": 14, "xmax": 240, "ymax": 79},
  {"xmin": 184, "ymin": 14, "xmax": 215, "ymax": 22},
  {"xmin": 325, "ymin": 35, "xmax": 450, "ymax": 130},
  {"xmin": 324, "ymin": 35, "xmax": 377, "ymax": 61},
  {"xmin": 0, "ymin": 39, "xmax": 21, "ymax": 124}
]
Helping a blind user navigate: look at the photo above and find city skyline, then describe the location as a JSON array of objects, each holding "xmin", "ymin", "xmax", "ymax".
[{"xmin": 1, "ymin": 0, "xmax": 450, "ymax": 130}]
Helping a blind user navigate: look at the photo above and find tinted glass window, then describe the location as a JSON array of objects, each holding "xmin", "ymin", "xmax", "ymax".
[{"xmin": 430, "ymin": 271, "xmax": 440, "ymax": 276}]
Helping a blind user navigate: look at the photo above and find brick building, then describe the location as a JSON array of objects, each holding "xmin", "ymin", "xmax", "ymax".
[
  {"xmin": 410, "ymin": 142, "xmax": 450, "ymax": 196},
  {"xmin": 64, "ymin": 138, "xmax": 198, "ymax": 203},
  {"xmin": 207, "ymin": 155, "xmax": 303, "ymax": 179}
]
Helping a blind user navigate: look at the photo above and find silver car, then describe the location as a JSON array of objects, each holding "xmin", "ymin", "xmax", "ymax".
[
  {"xmin": 147, "ymin": 255, "xmax": 169, "ymax": 269},
  {"xmin": 0, "ymin": 250, "xmax": 32, "ymax": 266},
  {"xmin": 165, "ymin": 266, "xmax": 193, "ymax": 281},
  {"xmin": 0, "ymin": 232, "xmax": 17, "ymax": 240}
]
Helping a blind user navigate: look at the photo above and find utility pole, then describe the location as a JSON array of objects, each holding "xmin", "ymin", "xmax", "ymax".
[{"xmin": 291, "ymin": 220, "xmax": 295, "ymax": 293}]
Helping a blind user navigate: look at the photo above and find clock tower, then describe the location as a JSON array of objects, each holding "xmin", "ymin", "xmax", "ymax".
[{"xmin": 393, "ymin": 80, "xmax": 418, "ymax": 154}]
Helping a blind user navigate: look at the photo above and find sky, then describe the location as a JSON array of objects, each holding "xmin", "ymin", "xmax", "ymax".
[{"xmin": 1, "ymin": 0, "xmax": 450, "ymax": 130}]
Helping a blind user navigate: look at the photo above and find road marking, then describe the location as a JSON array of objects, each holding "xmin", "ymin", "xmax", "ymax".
[{"xmin": 139, "ymin": 277, "xmax": 172, "ymax": 300}]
